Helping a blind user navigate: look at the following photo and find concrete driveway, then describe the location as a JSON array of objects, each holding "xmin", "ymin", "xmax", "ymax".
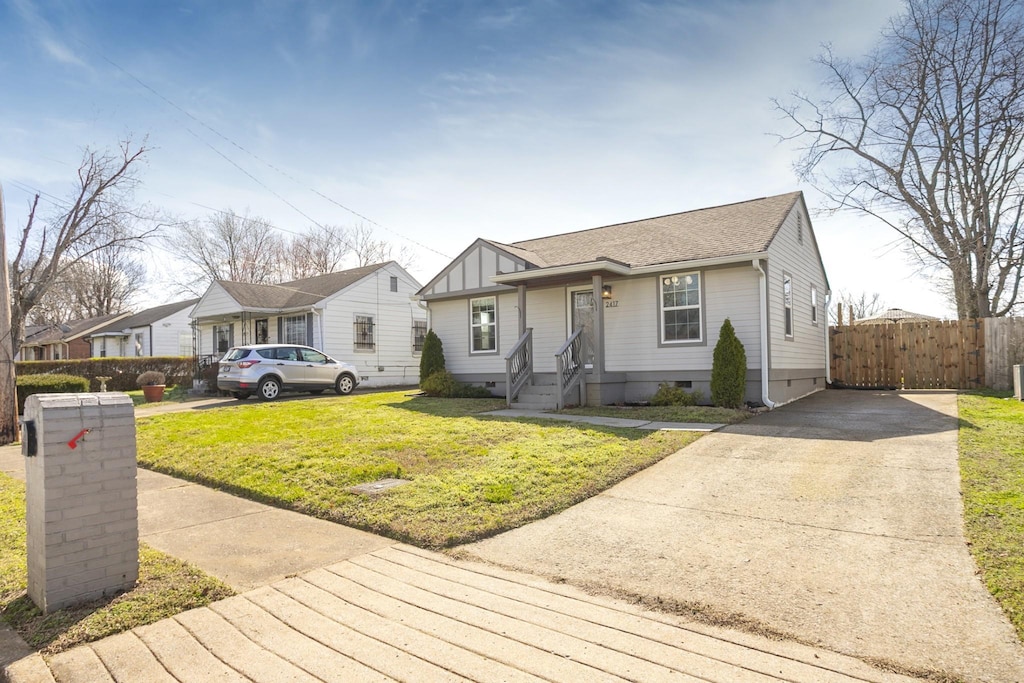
[{"xmin": 462, "ymin": 390, "xmax": 1024, "ymax": 683}]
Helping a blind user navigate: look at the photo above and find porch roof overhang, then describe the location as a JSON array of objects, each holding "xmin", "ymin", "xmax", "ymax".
[
  {"xmin": 191, "ymin": 306, "xmax": 317, "ymax": 323},
  {"xmin": 489, "ymin": 251, "xmax": 767, "ymax": 287}
]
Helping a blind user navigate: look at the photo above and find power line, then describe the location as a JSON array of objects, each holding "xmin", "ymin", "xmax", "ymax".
[{"xmin": 93, "ymin": 49, "xmax": 452, "ymax": 260}]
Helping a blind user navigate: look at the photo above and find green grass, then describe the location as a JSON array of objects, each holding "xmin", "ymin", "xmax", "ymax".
[
  {"xmin": 959, "ymin": 392, "xmax": 1024, "ymax": 642},
  {"xmin": 125, "ymin": 384, "xmax": 191, "ymax": 406},
  {"xmin": 560, "ymin": 403, "xmax": 750, "ymax": 424},
  {"xmin": 0, "ymin": 472, "xmax": 234, "ymax": 655},
  {"xmin": 135, "ymin": 391, "xmax": 705, "ymax": 548}
]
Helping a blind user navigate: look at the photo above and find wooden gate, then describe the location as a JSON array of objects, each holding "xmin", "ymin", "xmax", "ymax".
[{"xmin": 829, "ymin": 319, "xmax": 985, "ymax": 389}]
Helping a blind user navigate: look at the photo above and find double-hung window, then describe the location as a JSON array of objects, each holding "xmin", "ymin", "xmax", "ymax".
[
  {"xmin": 412, "ymin": 320, "xmax": 427, "ymax": 352},
  {"xmin": 470, "ymin": 296, "xmax": 497, "ymax": 353},
  {"xmin": 283, "ymin": 315, "xmax": 306, "ymax": 345},
  {"xmin": 354, "ymin": 315, "xmax": 375, "ymax": 351},
  {"xmin": 660, "ymin": 272, "xmax": 702, "ymax": 343},
  {"xmin": 783, "ymin": 273, "xmax": 794, "ymax": 338}
]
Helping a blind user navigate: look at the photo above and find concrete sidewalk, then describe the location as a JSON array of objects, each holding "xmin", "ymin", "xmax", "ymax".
[
  {"xmin": 464, "ymin": 390, "xmax": 1024, "ymax": 683},
  {"xmin": 0, "ymin": 395, "xmax": 932, "ymax": 681}
]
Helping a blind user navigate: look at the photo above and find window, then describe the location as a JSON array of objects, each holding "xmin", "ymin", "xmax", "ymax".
[
  {"xmin": 178, "ymin": 332, "xmax": 192, "ymax": 356},
  {"xmin": 470, "ymin": 296, "xmax": 497, "ymax": 353},
  {"xmin": 299, "ymin": 348, "xmax": 328, "ymax": 363},
  {"xmin": 134, "ymin": 332, "xmax": 144, "ymax": 356},
  {"xmin": 283, "ymin": 315, "xmax": 306, "ymax": 345},
  {"xmin": 810, "ymin": 285, "xmax": 818, "ymax": 325},
  {"xmin": 255, "ymin": 318, "xmax": 269, "ymax": 344},
  {"xmin": 412, "ymin": 320, "xmax": 427, "ymax": 352},
  {"xmin": 354, "ymin": 315, "xmax": 375, "ymax": 351},
  {"xmin": 390, "ymin": 276, "xmax": 399, "ymax": 292},
  {"xmin": 783, "ymin": 273, "xmax": 794, "ymax": 338},
  {"xmin": 660, "ymin": 272, "xmax": 702, "ymax": 343}
]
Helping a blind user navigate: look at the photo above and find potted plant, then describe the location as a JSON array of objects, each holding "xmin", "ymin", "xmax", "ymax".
[{"xmin": 137, "ymin": 370, "xmax": 167, "ymax": 403}]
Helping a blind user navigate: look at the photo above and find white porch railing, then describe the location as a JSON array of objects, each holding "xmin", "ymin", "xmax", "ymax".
[
  {"xmin": 504, "ymin": 328, "xmax": 533, "ymax": 407},
  {"xmin": 555, "ymin": 328, "xmax": 587, "ymax": 410}
]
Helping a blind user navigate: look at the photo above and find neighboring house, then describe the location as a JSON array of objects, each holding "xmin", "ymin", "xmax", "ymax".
[
  {"xmin": 17, "ymin": 312, "xmax": 132, "ymax": 361},
  {"xmin": 853, "ymin": 308, "xmax": 940, "ymax": 325},
  {"xmin": 417, "ymin": 191, "xmax": 830, "ymax": 409},
  {"xmin": 87, "ymin": 299, "xmax": 200, "ymax": 357},
  {"xmin": 190, "ymin": 262, "xmax": 425, "ymax": 387}
]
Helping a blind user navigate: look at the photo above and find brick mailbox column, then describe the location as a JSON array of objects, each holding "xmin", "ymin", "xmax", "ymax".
[{"xmin": 23, "ymin": 393, "xmax": 139, "ymax": 613}]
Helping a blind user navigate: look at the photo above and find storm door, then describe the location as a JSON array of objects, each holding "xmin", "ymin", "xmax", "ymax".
[{"xmin": 569, "ymin": 288, "xmax": 596, "ymax": 368}]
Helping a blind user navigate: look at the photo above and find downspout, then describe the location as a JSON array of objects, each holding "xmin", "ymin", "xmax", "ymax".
[
  {"xmin": 824, "ymin": 290, "xmax": 832, "ymax": 384},
  {"xmin": 753, "ymin": 259, "xmax": 778, "ymax": 409}
]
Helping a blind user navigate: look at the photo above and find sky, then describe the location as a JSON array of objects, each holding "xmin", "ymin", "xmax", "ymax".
[{"xmin": 0, "ymin": 0, "xmax": 954, "ymax": 319}]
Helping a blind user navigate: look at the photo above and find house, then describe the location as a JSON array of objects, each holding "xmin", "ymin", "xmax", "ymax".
[
  {"xmin": 416, "ymin": 191, "xmax": 830, "ymax": 409},
  {"xmin": 18, "ymin": 312, "xmax": 132, "ymax": 361},
  {"xmin": 852, "ymin": 308, "xmax": 940, "ymax": 325},
  {"xmin": 190, "ymin": 262, "xmax": 426, "ymax": 387},
  {"xmin": 87, "ymin": 299, "xmax": 200, "ymax": 357}
]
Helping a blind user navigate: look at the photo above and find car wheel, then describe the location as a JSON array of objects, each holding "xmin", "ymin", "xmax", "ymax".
[
  {"xmin": 258, "ymin": 377, "xmax": 281, "ymax": 401},
  {"xmin": 335, "ymin": 374, "xmax": 355, "ymax": 395},
  {"xmin": 231, "ymin": 392, "xmax": 250, "ymax": 400},
  {"xmin": 308, "ymin": 389, "xmax": 324, "ymax": 395}
]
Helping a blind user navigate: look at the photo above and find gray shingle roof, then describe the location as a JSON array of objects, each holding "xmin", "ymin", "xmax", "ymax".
[
  {"xmin": 218, "ymin": 263, "xmax": 388, "ymax": 309},
  {"xmin": 91, "ymin": 299, "xmax": 200, "ymax": 335},
  {"xmin": 23, "ymin": 312, "xmax": 132, "ymax": 345},
  {"xmin": 488, "ymin": 192, "xmax": 801, "ymax": 269}
]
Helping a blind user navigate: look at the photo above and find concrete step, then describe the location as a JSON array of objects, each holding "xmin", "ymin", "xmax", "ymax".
[
  {"xmin": 512, "ymin": 400, "xmax": 558, "ymax": 411},
  {"xmin": 517, "ymin": 385, "xmax": 557, "ymax": 396}
]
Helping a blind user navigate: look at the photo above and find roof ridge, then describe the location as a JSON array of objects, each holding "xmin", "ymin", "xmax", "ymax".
[{"xmin": 510, "ymin": 191, "xmax": 801, "ymax": 247}]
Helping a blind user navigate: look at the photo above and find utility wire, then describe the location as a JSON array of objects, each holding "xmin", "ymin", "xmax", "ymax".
[{"xmin": 94, "ymin": 50, "xmax": 452, "ymax": 259}]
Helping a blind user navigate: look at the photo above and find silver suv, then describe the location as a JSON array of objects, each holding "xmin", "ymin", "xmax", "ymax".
[{"xmin": 217, "ymin": 344, "xmax": 359, "ymax": 401}]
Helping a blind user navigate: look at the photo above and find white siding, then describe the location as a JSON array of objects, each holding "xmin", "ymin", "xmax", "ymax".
[
  {"xmin": 190, "ymin": 283, "xmax": 239, "ymax": 318},
  {"xmin": 319, "ymin": 263, "xmax": 425, "ymax": 387},
  {"xmin": 422, "ymin": 241, "xmax": 527, "ymax": 297},
  {"xmin": 149, "ymin": 307, "xmax": 194, "ymax": 356},
  {"xmin": 604, "ymin": 267, "xmax": 762, "ymax": 372},
  {"xmin": 427, "ymin": 292, "xmax": 519, "ymax": 375},
  {"xmin": 765, "ymin": 206, "xmax": 828, "ymax": 371}
]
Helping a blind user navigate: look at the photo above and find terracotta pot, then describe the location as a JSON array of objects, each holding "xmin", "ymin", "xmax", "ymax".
[{"xmin": 142, "ymin": 385, "xmax": 166, "ymax": 403}]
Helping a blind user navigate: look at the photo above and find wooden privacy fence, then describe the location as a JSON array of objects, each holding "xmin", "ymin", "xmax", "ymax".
[
  {"xmin": 830, "ymin": 317, "xmax": 1024, "ymax": 390},
  {"xmin": 830, "ymin": 319, "xmax": 985, "ymax": 389}
]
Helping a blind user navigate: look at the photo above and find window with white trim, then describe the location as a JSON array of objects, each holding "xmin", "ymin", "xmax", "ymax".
[
  {"xmin": 470, "ymin": 296, "xmax": 497, "ymax": 353},
  {"xmin": 283, "ymin": 315, "xmax": 306, "ymax": 345},
  {"xmin": 354, "ymin": 315, "xmax": 375, "ymax": 351},
  {"xmin": 810, "ymin": 285, "xmax": 818, "ymax": 325},
  {"xmin": 660, "ymin": 272, "xmax": 702, "ymax": 343},
  {"xmin": 783, "ymin": 273, "xmax": 794, "ymax": 338}
]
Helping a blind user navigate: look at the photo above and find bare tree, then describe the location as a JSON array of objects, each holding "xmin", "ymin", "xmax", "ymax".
[
  {"xmin": 286, "ymin": 224, "xmax": 350, "ymax": 280},
  {"xmin": 832, "ymin": 291, "xmax": 886, "ymax": 324},
  {"xmin": 168, "ymin": 210, "xmax": 285, "ymax": 294},
  {"xmin": 8, "ymin": 138, "xmax": 160, "ymax": 358},
  {"xmin": 29, "ymin": 243, "xmax": 145, "ymax": 324},
  {"xmin": 776, "ymin": 0, "xmax": 1024, "ymax": 318},
  {"xmin": 345, "ymin": 223, "xmax": 416, "ymax": 269},
  {"xmin": 1, "ymin": 182, "xmax": 17, "ymax": 445}
]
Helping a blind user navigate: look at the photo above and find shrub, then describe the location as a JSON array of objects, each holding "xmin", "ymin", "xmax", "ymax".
[
  {"xmin": 419, "ymin": 330, "xmax": 446, "ymax": 384},
  {"xmin": 420, "ymin": 370, "xmax": 494, "ymax": 398},
  {"xmin": 136, "ymin": 370, "xmax": 166, "ymax": 387},
  {"xmin": 711, "ymin": 318, "xmax": 747, "ymax": 409},
  {"xmin": 650, "ymin": 383, "xmax": 703, "ymax": 407},
  {"xmin": 15, "ymin": 374, "xmax": 90, "ymax": 414},
  {"xmin": 16, "ymin": 357, "xmax": 193, "ymax": 391}
]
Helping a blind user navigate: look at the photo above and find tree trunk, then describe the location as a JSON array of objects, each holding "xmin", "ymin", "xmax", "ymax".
[{"xmin": 0, "ymin": 183, "xmax": 18, "ymax": 445}]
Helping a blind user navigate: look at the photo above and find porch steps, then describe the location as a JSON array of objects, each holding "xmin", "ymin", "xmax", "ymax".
[{"xmin": 512, "ymin": 383, "xmax": 559, "ymax": 411}]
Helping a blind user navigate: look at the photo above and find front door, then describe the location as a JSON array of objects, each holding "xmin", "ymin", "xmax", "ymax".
[{"xmin": 570, "ymin": 289, "xmax": 596, "ymax": 367}]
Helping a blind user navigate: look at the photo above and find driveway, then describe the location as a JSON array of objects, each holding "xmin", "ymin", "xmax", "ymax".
[{"xmin": 462, "ymin": 390, "xmax": 1024, "ymax": 682}]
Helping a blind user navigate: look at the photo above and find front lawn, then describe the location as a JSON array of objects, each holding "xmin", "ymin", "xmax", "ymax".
[
  {"xmin": 0, "ymin": 472, "xmax": 234, "ymax": 655},
  {"xmin": 135, "ymin": 391, "xmax": 706, "ymax": 547},
  {"xmin": 959, "ymin": 392, "xmax": 1024, "ymax": 641}
]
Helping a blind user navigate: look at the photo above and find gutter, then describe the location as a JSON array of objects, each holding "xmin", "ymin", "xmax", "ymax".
[{"xmin": 753, "ymin": 259, "xmax": 777, "ymax": 409}]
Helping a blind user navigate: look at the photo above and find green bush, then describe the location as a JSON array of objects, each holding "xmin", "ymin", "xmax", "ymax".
[
  {"xmin": 710, "ymin": 318, "xmax": 747, "ymax": 409},
  {"xmin": 15, "ymin": 374, "xmax": 90, "ymax": 414},
  {"xmin": 420, "ymin": 371, "xmax": 494, "ymax": 398},
  {"xmin": 419, "ymin": 330, "xmax": 446, "ymax": 384},
  {"xmin": 650, "ymin": 383, "xmax": 703, "ymax": 406},
  {"xmin": 16, "ymin": 357, "xmax": 193, "ymax": 392}
]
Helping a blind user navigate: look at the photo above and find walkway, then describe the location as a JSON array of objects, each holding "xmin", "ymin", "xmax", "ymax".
[
  {"xmin": 0, "ymin": 392, "xmax": 974, "ymax": 681},
  {"xmin": 464, "ymin": 390, "xmax": 1024, "ymax": 683}
]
